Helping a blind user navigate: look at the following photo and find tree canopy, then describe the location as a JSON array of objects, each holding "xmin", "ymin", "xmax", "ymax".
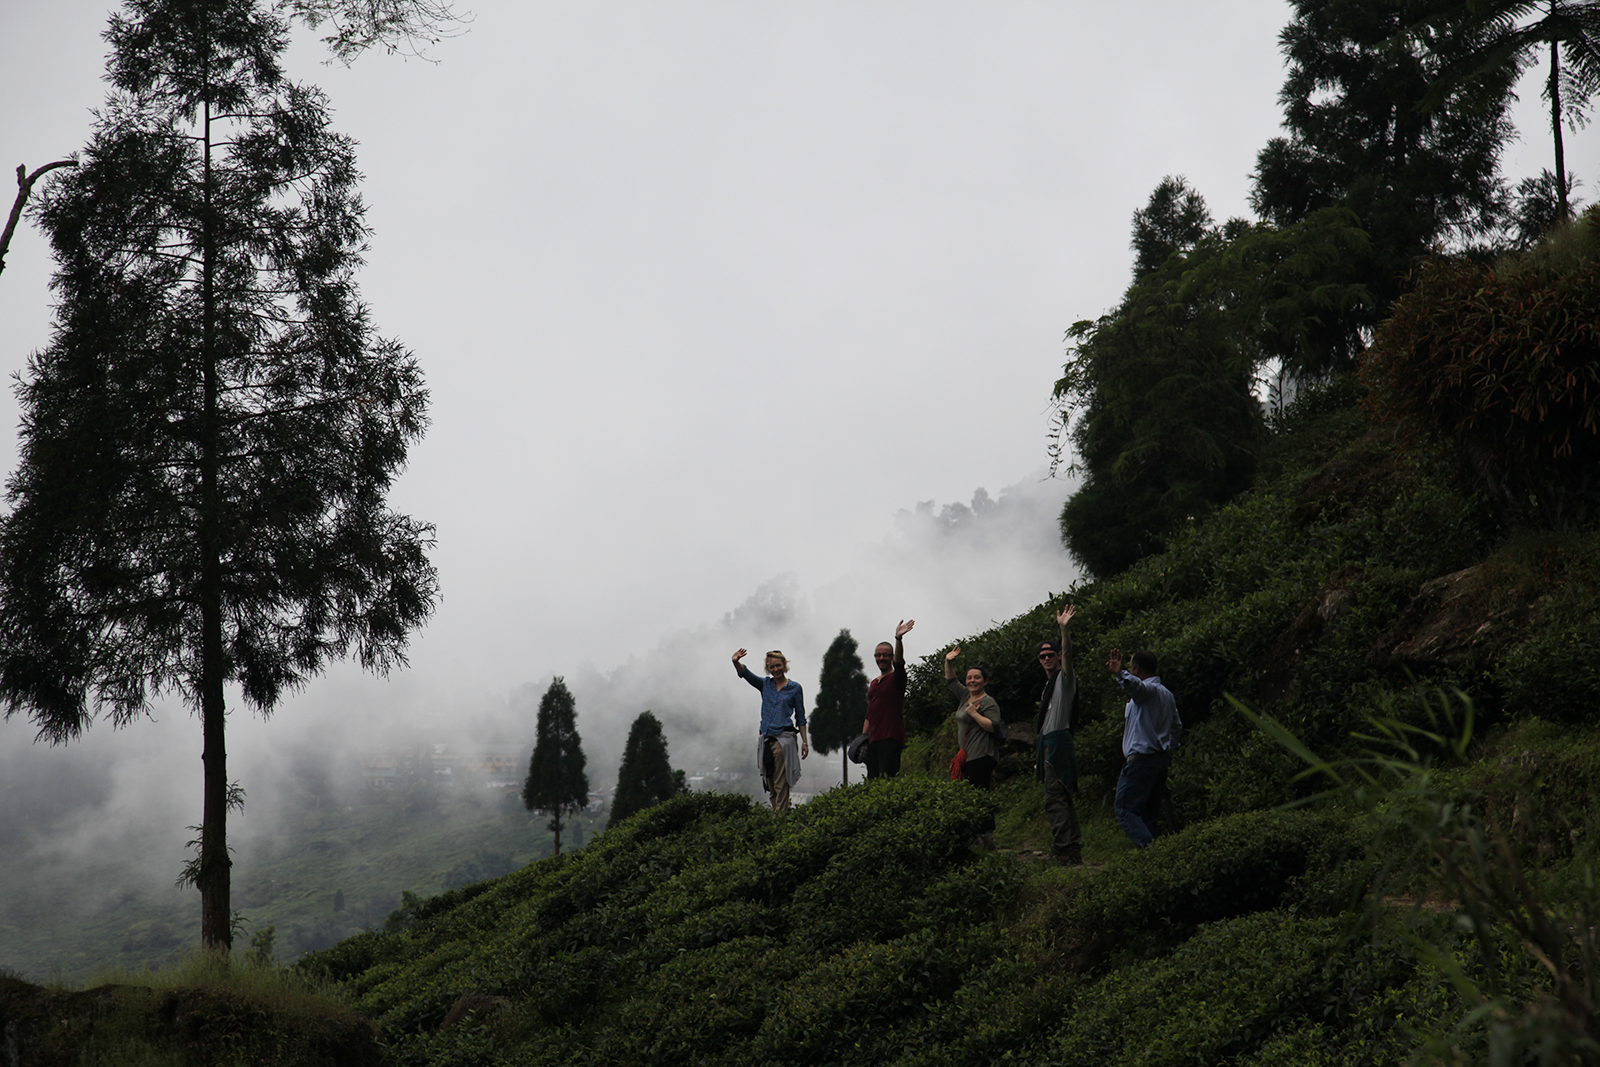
[
  {"xmin": 1251, "ymin": 0, "xmax": 1516, "ymax": 299},
  {"xmin": 1051, "ymin": 0, "xmax": 1553, "ymax": 578},
  {"xmin": 1130, "ymin": 175, "xmax": 1213, "ymax": 280},
  {"xmin": 608, "ymin": 711, "xmax": 687, "ymax": 829},
  {"xmin": 280, "ymin": 0, "xmax": 468, "ymax": 63},
  {"xmin": 0, "ymin": 0, "xmax": 437, "ymax": 949},
  {"xmin": 522, "ymin": 677, "xmax": 590, "ymax": 855},
  {"xmin": 1053, "ymin": 182, "xmax": 1371, "ymax": 577},
  {"xmin": 811, "ymin": 629, "xmax": 867, "ymax": 785},
  {"xmin": 1419, "ymin": 0, "xmax": 1600, "ymax": 221}
]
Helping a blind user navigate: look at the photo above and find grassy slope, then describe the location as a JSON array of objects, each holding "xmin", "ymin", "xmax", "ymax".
[{"xmin": 0, "ymin": 953, "xmax": 384, "ymax": 1067}]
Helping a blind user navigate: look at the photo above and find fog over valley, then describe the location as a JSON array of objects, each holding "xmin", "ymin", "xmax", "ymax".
[{"xmin": 0, "ymin": 470, "xmax": 1075, "ymax": 976}]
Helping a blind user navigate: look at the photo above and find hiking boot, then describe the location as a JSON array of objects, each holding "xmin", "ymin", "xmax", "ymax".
[{"xmin": 1054, "ymin": 847, "xmax": 1084, "ymax": 868}]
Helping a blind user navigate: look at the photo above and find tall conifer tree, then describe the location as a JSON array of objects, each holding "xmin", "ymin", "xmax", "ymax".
[
  {"xmin": 608, "ymin": 710, "xmax": 686, "ymax": 829},
  {"xmin": 0, "ymin": 0, "xmax": 437, "ymax": 950},
  {"xmin": 522, "ymin": 677, "xmax": 590, "ymax": 855},
  {"xmin": 811, "ymin": 629, "xmax": 867, "ymax": 787},
  {"xmin": 1251, "ymin": 0, "xmax": 1516, "ymax": 299}
]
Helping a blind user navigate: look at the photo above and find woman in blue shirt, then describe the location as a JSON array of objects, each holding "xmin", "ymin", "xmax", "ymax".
[{"xmin": 732, "ymin": 647, "xmax": 809, "ymax": 811}]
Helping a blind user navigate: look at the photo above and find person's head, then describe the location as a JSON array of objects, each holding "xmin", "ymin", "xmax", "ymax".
[
  {"xmin": 1038, "ymin": 639, "xmax": 1061, "ymax": 674},
  {"xmin": 873, "ymin": 642, "xmax": 894, "ymax": 673},
  {"xmin": 765, "ymin": 650, "xmax": 789, "ymax": 677},
  {"xmin": 964, "ymin": 665, "xmax": 987, "ymax": 694},
  {"xmin": 1129, "ymin": 650, "xmax": 1158, "ymax": 679}
]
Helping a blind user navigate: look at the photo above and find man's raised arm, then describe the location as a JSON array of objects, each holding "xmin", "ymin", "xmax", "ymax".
[{"xmin": 1057, "ymin": 604, "xmax": 1075, "ymax": 672}]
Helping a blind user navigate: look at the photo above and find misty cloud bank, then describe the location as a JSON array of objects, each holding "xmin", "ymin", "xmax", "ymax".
[
  {"xmin": 0, "ymin": 469, "xmax": 1076, "ymax": 970},
  {"xmin": 517, "ymin": 468, "xmax": 1079, "ymax": 794}
]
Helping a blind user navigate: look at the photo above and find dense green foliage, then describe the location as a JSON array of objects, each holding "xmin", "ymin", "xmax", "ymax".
[
  {"xmin": 1054, "ymin": 205, "xmax": 1375, "ymax": 576},
  {"xmin": 1054, "ymin": 0, "xmax": 1551, "ymax": 579},
  {"xmin": 36, "ymin": 317, "xmax": 1600, "ymax": 1063},
  {"xmin": 520, "ymin": 678, "xmax": 590, "ymax": 855},
  {"xmin": 925, "ymin": 377, "xmax": 1511, "ymax": 817},
  {"xmin": 1128, "ymin": 175, "xmax": 1212, "ymax": 279},
  {"xmin": 607, "ymin": 711, "xmax": 687, "ymax": 829},
  {"xmin": 1363, "ymin": 208, "xmax": 1600, "ymax": 526},
  {"xmin": 15, "ymin": 2, "xmax": 1600, "ymax": 1063},
  {"xmin": 295, "ymin": 781, "xmax": 1437, "ymax": 1067},
  {"xmin": 302, "ymin": 781, "xmax": 1009, "ymax": 1064},
  {"xmin": 1252, "ymin": 0, "xmax": 1515, "ymax": 291}
]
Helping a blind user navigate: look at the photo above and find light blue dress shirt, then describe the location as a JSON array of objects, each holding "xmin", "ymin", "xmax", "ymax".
[{"xmin": 1115, "ymin": 671, "xmax": 1181, "ymax": 757}]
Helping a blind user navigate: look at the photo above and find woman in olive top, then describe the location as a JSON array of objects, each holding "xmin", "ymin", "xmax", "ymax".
[{"xmin": 944, "ymin": 646, "xmax": 1002, "ymax": 790}]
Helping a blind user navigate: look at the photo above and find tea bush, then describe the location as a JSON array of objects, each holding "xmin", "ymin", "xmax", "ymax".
[
  {"xmin": 1058, "ymin": 808, "xmax": 1366, "ymax": 969},
  {"xmin": 1051, "ymin": 911, "xmax": 1442, "ymax": 1067},
  {"xmin": 301, "ymin": 780, "xmax": 1007, "ymax": 1064},
  {"xmin": 1486, "ymin": 532, "xmax": 1600, "ymax": 723}
]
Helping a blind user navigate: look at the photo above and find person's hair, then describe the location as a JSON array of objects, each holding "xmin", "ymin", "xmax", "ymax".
[
  {"xmin": 764, "ymin": 650, "xmax": 789, "ymax": 673},
  {"xmin": 876, "ymin": 642, "xmax": 894, "ymax": 653},
  {"xmin": 1131, "ymin": 649, "xmax": 1158, "ymax": 674}
]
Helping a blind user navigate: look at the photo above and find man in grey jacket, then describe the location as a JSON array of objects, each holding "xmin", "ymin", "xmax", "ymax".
[{"xmin": 1036, "ymin": 604, "xmax": 1084, "ymax": 866}]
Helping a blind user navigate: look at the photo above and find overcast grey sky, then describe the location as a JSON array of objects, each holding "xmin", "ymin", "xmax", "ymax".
[{"xmin": 1, "ymin": 0, "xmax": 1594, "ymax": 763}]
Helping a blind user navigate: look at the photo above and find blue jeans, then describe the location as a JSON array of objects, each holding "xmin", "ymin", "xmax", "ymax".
[{"xmin": 1115, "ymin": 751, "xmax": 1171, "ymax": 848}]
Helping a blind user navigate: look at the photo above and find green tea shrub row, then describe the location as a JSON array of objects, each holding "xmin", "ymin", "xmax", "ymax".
[
  {"xmin": 300, "ymin": 780, "xmax": 1005, "ymax": 1062},
  {"xmin": 1059, "ymin": 808, "xmax": 1366, "ymax": 970}
]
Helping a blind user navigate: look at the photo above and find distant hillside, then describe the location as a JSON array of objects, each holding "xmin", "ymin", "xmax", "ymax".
[{"xmin": 0, "ymin": 781, "xmax": 570, "ymax": 983}]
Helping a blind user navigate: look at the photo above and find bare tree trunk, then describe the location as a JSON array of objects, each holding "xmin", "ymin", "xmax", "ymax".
[
  {"xmin": 197, "ymin": 95, "xmax": 232, "ymax": 952},
  {"xmin": 0, "ymin": 161, "xmax": 75, "ymax": 278},
  {"xmin": 1551, "ymin": 24, "xmax": 1570, "ymax": 219}
]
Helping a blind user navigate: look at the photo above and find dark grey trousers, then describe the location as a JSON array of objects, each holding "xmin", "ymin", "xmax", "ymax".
[{"xmin": 1043, "ymin": 759, "xmax": 1082, "ymax": 855}]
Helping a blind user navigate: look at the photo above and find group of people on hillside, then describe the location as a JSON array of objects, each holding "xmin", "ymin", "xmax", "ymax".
[{"xmin": 729, "ymin": 606, "xmax": 1182, "ymax": 865}]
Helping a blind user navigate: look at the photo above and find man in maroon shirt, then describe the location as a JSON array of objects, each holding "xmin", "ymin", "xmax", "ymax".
[{"xmin": 861, "ymin": 618, "xmax": 914, "ymax": 779}]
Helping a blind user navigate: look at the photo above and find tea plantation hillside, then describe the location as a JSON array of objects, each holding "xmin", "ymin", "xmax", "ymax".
[
  {"xmin": 10, "ymin": 226, "xmax": 1600, "ymax": 1061},
  {"xmin": 300, "ymin": 782, "xmax": 1401, "ymax": 1066},
  {"xmin": 275, "ymin": 371, "xmax": 1600, "ymax": 1065}
]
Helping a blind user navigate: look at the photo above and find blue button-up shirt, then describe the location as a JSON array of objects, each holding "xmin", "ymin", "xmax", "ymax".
[
  {"xmin": 1115, "ymin": 671, "xmax": 1181, "ymax": 756},
  {"xmin": 738, "ymin": 663, "xmax": 806, "ymax": 736}
]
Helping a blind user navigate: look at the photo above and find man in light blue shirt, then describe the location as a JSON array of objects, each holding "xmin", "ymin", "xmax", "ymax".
[{"xmin": 1107, "ymin": 647, "xmax": 1181, "ymax": 848}]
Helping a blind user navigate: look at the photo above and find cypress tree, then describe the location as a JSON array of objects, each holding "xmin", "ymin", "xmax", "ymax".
[
  {"xmin": 0, "ymin": 0, "xmax": 437, "ymax": 950},
  {"xmin": 811, "ymin": 629, "xmax": 867, "ymax": 786},
  {"xmin": 522, "ymin": 677, "xmax": 590, "ymax": 855},
  {"xmin": 608, "ymin": 710, "xmax": 686, "ymax": 829}
]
